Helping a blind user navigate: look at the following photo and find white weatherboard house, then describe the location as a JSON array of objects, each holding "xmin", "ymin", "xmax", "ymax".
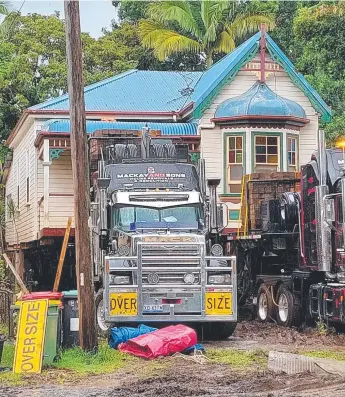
[{"xmin": 3, "ymin": 30, "xmax": 331, "ymax": 289}]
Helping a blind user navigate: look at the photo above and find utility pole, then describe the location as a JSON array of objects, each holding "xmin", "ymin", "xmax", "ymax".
[{"xmin": 64, "ymin": 0, "xmax": 98, "ymax": 351}]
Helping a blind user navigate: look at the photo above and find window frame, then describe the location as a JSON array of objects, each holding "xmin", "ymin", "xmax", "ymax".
[
  {"xmin": 223, "ymin": 131, "xmax": 246, "ymax": 196},
  {"xmin": 287, "ymin": 135, "xmax": 298, "ymax": 171},
  {"xmin": 251, "ymin": 132, "xmax": 283, "ymax": 173}
]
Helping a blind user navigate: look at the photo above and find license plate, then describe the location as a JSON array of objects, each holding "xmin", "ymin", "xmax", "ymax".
[
  {"xmin": 143, "ymin": 305, "xmax": 163, "ymax": 312},
  {"xmin": 109, "ymin": 292, "xmax": 137, "ymax": 316},
  {"xmin": 205, "ymin": 292, "xmax": 232, "ymax": 315}
]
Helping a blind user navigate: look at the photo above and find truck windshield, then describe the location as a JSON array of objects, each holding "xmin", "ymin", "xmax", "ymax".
[{"xmin": 113, "ymin": 206, "xmax": 202, "ymax": 231}]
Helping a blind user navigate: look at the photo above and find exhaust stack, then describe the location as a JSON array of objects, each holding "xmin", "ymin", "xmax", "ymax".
[
  {"xmin": 207, "ymin": 179, "xmax": 220, "ymax": 232},
  {"xmin": 315, "ymin": 129, "xmax": 331, "ymax": 272}
]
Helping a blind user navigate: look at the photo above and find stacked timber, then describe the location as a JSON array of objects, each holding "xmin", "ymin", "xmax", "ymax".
[{"xmin": 240, "ymin": 172, "xmax": 301, "ymax": 233}]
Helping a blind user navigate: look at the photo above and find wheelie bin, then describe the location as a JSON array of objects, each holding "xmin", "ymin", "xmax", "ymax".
[{"xmin": 13, "ymin": 291, "xmax": 63, "ymax": 365}]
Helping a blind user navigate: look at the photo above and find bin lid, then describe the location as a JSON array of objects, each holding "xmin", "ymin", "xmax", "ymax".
[
  {"xmin": 62, "ymin": 290, "xmax": 78, "ymax": 298},
  {"xmin": 21, "ymin": 291, "xmax": 63, "ymax": 301}
]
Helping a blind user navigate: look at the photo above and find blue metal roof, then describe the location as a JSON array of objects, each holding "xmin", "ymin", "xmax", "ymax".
[
  {"xmin": 42, "ymin": 120, "xmax": 198, "ymax": 136},
  {"xmin": 31, "ymin": 70, "xmax": 202, "ymax": 113},
  {"xmin": 215, "ymin": 81, "xmax": 306, "ymax": 119},
  {"xmin": 265, "ymin": 33, "xmax": 331, "ymax": 122},
  {"xmin": 29, "ymin": 31, "xmax": 331, "ymax": 123},
  {"xmin": 191, "ymin": 33, "xmax": 260, "ymax": 110}
]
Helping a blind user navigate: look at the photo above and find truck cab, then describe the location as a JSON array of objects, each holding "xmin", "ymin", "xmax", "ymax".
[{"xmin": 90, "ymin": 130, "xmax": 237, "ymax": 339}]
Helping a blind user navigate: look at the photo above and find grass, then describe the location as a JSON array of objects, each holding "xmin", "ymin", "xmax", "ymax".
[
  {"xmin": 51, "ymin": 343, "xmax": 132, "ymax": 375},
  {"xmin": 303, "ymin": 350, "xmax": 345, "ymax": 361},
  {"xmin": 0, "ymin": 341, "xmax": 132, "ymax": 386},
  {"xmin": 207, "ymin": 348, "xmax": 268, "ymax": 370}
]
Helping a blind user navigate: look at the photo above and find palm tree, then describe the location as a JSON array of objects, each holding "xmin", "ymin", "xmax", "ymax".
[
  {"xmin": 139, "ymin": 0, "xmax": 275, "ymax": 68},
  {"xmin": 0, "ymin": 1, "xmax": 10, "ymax": 35}
]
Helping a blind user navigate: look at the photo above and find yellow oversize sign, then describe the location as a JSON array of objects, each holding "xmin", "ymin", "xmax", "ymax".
[{"xmin": 13, "ymin": 299, "xmax": 48, "ymax": 374}]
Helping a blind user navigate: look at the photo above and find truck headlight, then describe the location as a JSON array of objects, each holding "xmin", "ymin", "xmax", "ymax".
[
  {"xmin": 183, "ymin": 273, "xmax": 195, "ymax": 284},
  {"xmin": 208, "ymin": 274, "xmax": 231, "ymax": 284},
  {"xmin": 109, "ymin": 275, "xmax": 130, "ymax": 285},
  {"xmin": 118, "ymin": 244, "xmax": 130, "ymax": 256},
  {"xmin": 211, "ymin": 244, "xmax": 223, "ymax": 256}
]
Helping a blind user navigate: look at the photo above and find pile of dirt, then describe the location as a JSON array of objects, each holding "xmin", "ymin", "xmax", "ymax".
[
  {"xmin": 233, "ymin": 321, "xmax": 345, "ymax": 348},
  {"xmin": 5, "ymin": 359, "xmax": 344, "ymax": 397}
]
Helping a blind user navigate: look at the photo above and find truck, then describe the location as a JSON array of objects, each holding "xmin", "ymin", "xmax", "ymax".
[
  {"xmin": 230, "ymin": 129, "xmax": 345, "ymax": 328},
  {"xmin": 89, "ymin": 128, "xmax": 237, "ymax": 339}
]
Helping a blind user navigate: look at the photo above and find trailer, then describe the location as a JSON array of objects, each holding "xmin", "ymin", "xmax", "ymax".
[
  {"xmin": 230, "ymin": 130, "xmax": 345, "ymax": 327},
  {"xmin": 89, "ymin": 128, "xmax": 237, "ymax": 339}
]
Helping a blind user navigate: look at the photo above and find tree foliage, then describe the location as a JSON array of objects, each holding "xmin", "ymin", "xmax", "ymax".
[
  {"xmin": 0, "ymin": 14, "xmax": 145, "ymax": 139},
  {"xmin": 139, "ymin": 0, "xmax": 275, "ymax": 67}
]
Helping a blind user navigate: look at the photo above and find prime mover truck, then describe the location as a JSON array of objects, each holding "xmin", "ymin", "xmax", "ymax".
[
  {"xmin": 89, "ymin": 128, "xmax": 237, "ymax": 339},
  {"xmin": 230, "ymin": 130, "xmax": 345, "ymax": 327}
]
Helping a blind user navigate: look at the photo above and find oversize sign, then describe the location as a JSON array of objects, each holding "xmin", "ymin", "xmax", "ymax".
[
  {"xmin": 13, "ymin": 299, "xmax": 48, "ymax": 374},
  {"xmin": 109, "ymin": 292, "xmax": 137, "ymax": 316}
]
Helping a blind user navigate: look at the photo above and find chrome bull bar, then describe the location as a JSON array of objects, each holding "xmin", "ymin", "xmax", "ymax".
[{"xmin": 103, "ymin": 241, "xmax": 237, "ymax": 323}]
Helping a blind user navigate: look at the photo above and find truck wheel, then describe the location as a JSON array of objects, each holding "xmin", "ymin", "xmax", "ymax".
[
  {"xmin": 276, "ymin": 285, "xmax": 300, "ymax": 327},
  {"xmin": 202, "ymin": 322, "xmax": 237, "ymax": 340},
  {"xmin": 257, "ymin": 284, "xmax": 274, "ymax": 322},
  {"xmin": 95, "ymin": 289, "xmax": 111, "ymax": 338}
]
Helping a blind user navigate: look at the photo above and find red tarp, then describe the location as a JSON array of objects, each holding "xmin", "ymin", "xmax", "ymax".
[{"xmin": 118, "ymin": 324, "xmax": 197, "ymax": 359}]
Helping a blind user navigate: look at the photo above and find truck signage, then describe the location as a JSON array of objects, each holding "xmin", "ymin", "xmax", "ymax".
[
  {"xmin": 142, "ymin": 236, "xmax": 195, "ymax": 242},
  {"xmin": 106, "ymin": 163, "xmax": 200, "ymax": 192}
]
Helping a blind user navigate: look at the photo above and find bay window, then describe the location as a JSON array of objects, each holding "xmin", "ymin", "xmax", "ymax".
[
  {"xmin": 287, "ymin": 136, "xmax": 298, "ymax": 171},
  {"xmin": 254, "ymin": 135, "xmax": 279, "ymax": 172},
  {"xmin": 226, "ymin": 135, "xmax": 243, "ymax": 193}
]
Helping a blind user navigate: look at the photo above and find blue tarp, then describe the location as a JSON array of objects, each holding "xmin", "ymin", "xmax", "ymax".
[
  {"xmin": 109, "ymin": 324, "xmax": 157, "ymax": 349},
  {"xmin": 109, "ymin": 325, "xmax": 204, "ymax": 354}
]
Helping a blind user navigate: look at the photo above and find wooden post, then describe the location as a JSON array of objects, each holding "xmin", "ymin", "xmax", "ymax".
[
  {"xmin": 53, "ymin": 217, "xmax": 72, "ymax": 292},
  {"xmin": 64, "ymin": 0, "xmax": 98, "ymax": 351},
  {"xmin": 3, "ymin": 253, "xmax": 29, "ymax": 295}
]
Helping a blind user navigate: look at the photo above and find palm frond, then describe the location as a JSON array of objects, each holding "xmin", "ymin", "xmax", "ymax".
[
  {"xmin": 226, "ymin": 14, "xmax": 275, "ymax": 39},
  {"xmin": 139, "ymin": 19, "xmax": 201, "ymax": 61},
  {"xmin": 213, "ymin": 30, "xmax": 236, "ymax": 54},
  {"xmin": 147, "ymin": 1, "xmax": 202, "ymax": 39},
  {"xmin": 0, "ymin": 1, "xmax": 9, "ymax": 16},
  {"xmin": 313, "ymin": 3, "xmax": 345, "ymax": 17}
]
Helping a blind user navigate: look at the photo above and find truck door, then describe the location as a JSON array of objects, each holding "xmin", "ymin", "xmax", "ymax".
[{"xmin": 334, "ymin": 195, "xmax": 344, "ymax": 268}]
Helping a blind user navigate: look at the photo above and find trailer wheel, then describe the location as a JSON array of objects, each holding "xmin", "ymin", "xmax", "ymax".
[
  {"xmin": 202, "ymin": 322, "xmax": 237, "ymax": 340},
  {"xmin": 276, "ymin": 285, "xmax": 299, "ymax": 327},
  {"xmin": 257, "ymin": 284, "xmax": 274, "ymax": 322},
  {"xmin": 95, "ymin": 289, "xmax": 111, "ymax": 338}
]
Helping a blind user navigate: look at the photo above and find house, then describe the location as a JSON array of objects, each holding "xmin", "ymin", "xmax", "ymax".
[{"xmin": 3, "ymin": 29, "xmax": 331, "ymax": 290}]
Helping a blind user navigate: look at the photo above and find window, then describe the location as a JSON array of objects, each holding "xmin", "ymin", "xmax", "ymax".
[
  {"xmin": 255, "ymin": 135, "xmax": 279, "ymax": 172},
  {"xmin": 288, "ymin": 136, "xmax": 298, "ymax": 171},
  {"xmin": 226, "ymin": 136, "xmax": 243, "ymax": 193},
  {"xmin": 229, "ymin": 210, "xmax": 240, "ymax": 221},
  {"xmin": 26, "ymin": 151, "xmax": 30, "ymax": 204}
]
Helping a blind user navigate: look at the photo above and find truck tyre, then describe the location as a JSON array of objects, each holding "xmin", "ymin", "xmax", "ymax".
[
  {"xmin": 257, "ymin": 284, "xmax": 274, "ymax": 322},
  {"xmin": 202, "ymin": 322, "xmax": 237, "ymax": 340},
  {"xmin": 95, "ymin": 289, "xmax": 111, "ymax": 338},
  {"xmin": 276, "ymin": 285, "xmax": 300, "ymax": 327}
]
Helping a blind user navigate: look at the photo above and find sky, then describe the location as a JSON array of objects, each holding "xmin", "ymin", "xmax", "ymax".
[{"xmin": 10, "ymin": 0, "xmax": 118, "ymax": 38}]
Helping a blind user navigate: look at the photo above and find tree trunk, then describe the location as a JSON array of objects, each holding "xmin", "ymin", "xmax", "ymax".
[{"xmin": 206, "ymin": 51, "xmax": 213, "ymax": 68}]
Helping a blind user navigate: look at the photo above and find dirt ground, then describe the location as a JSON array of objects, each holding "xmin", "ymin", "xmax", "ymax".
[{"xmin": 2, "ymin": 321, "xmax": 345, "ymax": 397}]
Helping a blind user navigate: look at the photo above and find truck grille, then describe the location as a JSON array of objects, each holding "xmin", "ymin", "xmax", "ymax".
[{"xmin": 141, "ymin": 244, "xmax": 201, "ymax": 268}]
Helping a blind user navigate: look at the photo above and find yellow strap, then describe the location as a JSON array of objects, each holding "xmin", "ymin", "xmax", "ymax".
[
  {"xmin": 237, "ymin": 175, "xmax": 245, "ymax": 235},
  {"xmin": 243, "ymin": 174, "xmax": 251, "ymax": 235}
]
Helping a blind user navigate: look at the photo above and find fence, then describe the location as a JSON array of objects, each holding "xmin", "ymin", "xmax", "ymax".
[{"xmin": 0, "ymin": 282, "xmax": 13, "ymax": 337}]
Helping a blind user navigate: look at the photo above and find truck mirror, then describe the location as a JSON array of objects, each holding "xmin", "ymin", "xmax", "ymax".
[
  {"xmin": 217, "ymin": 203, "xmax": 227, "ymax": 231},
  {"xmin": 325, "ymin": 199, "xmax": 335, "ymax": 223},
  {"xmin": 99, "ymin": 229, "xmax": 109, "ymax": 250}
]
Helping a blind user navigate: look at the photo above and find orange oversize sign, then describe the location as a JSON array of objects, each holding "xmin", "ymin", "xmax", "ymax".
[{"xmin": 13, "ymin": 299, "xmax": 48, "ymax": 374}]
